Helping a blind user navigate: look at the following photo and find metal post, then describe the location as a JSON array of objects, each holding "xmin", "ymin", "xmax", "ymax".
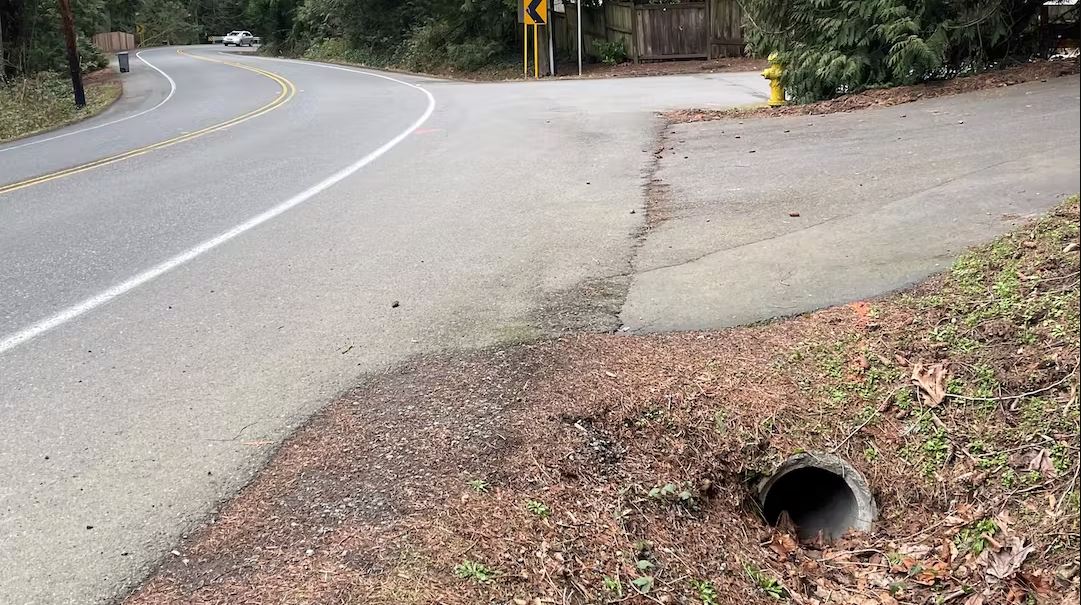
[
  {"xmin": 57, "ymin": 0, "xmax": 86, "ymax": 108},
  {"xmin": 577, "ymin": 0, "xmax": 583, "ymax": 76},
  {"xmin": 533, "ymin": 23, "xmax": 539, "ymax": 78},
  {"xmin": 523, "ymin": 22, "xmax": 528, "ymax": 77},
  {"xmin": 547, "ymin": 0, "xmax": 555, "ymax": 76}
]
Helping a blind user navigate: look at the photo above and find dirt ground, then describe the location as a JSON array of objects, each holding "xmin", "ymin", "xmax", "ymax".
[
  {"xmin": 668, "ymin": 59, "xmax": 1080, "ymax": 123},
  {"xmin": 412, "ymin": 56, "xmax": 767, "ymax": 82},
  {"xmin": 125, "ymin": 197, "xmax": 1080, "ymax": 605},
  {"xmin": 565, "ymin": 56, "xmax": 767, "ymax": 80}
]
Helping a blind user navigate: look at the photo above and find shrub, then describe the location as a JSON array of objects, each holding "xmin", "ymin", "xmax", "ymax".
[
  {"xmin": 593, "ymin": 39, "xmax": 628, "ymax": 65},
  {"xmin": 447, "ymin": 38, "xmax": 501, "ymax": 71},
  {"xmin": 303, "ymin": 37, "xmax": 388, "ymax": 67},
  {"xmin": 78, "ymin": 37, "xmax": 108, "ymax": 73},
  {"xmin": 401, "ymin": 21, "xmax": 457, "ymax": 72},
  {"xmin": 742, "ymin": 0, "xmax": 1050, "ymax": 102}
]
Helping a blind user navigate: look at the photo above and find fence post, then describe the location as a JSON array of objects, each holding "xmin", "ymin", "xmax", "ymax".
[
  {"xmin": 631, "ymin": 3, "xmax": 640, "ymax": 63},
  {"xmin": 705, "ymin": 0, "xmax": 713, "ymax": 60}
]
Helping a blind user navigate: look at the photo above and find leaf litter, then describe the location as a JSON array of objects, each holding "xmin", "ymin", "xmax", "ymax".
[{"xmin": 127, "ymin": 198, "xmax": 1080, "ymax": 604}]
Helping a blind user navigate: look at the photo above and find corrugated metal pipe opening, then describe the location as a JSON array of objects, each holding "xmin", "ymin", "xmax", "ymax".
[{"xmin": 758, "ymin": 452, "xmax": 877, "ymax": 541}]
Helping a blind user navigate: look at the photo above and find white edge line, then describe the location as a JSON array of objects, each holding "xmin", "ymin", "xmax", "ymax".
[
  {"xmin": 0, "ymin": 68, "xmax": 435, "ymax": 355},
  {"xmin": 0, "ymin": 49, "xmax": 177, "ymax": 154}
]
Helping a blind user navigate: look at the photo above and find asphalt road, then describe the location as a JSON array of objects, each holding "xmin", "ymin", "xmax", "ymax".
[{"xmin": 0, "ymin": 46, "xmax": 768, "ymax": 604}]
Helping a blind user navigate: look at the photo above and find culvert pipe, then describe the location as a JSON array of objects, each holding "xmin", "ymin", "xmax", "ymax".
[{"xmin": 757, "ymin": 452, "xmax": 877, "ymax": 541}]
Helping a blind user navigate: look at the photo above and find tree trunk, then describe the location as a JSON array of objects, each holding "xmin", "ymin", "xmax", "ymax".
[{"xmin": 57, "ymin": 0, "xmax": 85, "ymax": 107}]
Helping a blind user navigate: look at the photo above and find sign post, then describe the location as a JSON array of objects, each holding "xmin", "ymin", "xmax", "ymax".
[
  {"xmin": 577, "ymin": 0, "xmax": 583, "ymax": 76},
  {"xmin": 522, "ymin": 0, "xmax": 548, "ymax": 79}
]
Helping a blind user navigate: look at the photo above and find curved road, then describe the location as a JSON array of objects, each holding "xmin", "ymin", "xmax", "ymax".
[
  {"xmin": 0, "ymin": 46, "xmax": 768, "ymax": 604},
  {"xmin": 6, "ymin": 45, "xmax": 1073, "ymax": 605}
]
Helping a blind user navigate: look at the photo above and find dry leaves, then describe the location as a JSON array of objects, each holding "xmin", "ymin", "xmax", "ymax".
[
  {"xmin": 985, "ymin": 538, "xmax": 1034, "ymax": 582},
  {"xmin": 911, "ymin": 362, "xmax": 949, "ymax": 405},
  {"xmin": 1025, "ymin": 448, "xmax": 1057, "ymax": 477}
]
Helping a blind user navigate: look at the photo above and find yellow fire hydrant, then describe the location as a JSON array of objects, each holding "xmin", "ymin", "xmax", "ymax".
[{"xmin": 762, "ymin": 52, "xmax": 785, "ymax": 108}]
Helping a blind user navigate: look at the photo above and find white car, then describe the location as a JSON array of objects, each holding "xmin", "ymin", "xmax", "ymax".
[{"xmin": 223, "ymin": 31, "xmax": 254, "ymax": 47}]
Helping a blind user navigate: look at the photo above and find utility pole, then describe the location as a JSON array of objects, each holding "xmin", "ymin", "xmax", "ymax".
[{"xmin": 57, "ymin": 0, "xmax": 86, "ymax": 108}]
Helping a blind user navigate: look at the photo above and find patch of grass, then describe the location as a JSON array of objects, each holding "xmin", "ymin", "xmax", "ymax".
[
  {"xmin": 467, "ymin": 479, "xmax": 489, "ymax": 493},
  {"xmin": 0, "ymin": 72, "xmax": 121, "ymax": 144},
  {"xmin": 920, "ymin": 430, "xmax": 951, "ymax": 474},
  {"xmin": 452, "ymin": 559, "xmax": 497, "ymax": 584},
  {"xmin": 1051, "ymin": 442, "xmax": 1070, "ymax": 474}
]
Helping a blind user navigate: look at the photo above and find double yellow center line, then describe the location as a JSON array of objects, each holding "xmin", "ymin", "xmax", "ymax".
[{"xmin": 0, "ymin": 50, "xmax": 296, "ymax": 196}]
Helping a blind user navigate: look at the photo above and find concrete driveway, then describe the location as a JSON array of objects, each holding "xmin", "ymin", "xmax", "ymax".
[{"xmin": 621, "ymin": 76, "xmax": 1081, "ymax": 331}]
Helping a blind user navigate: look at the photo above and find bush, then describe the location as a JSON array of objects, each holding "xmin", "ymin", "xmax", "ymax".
[
  {"xmin": 742, "ymin": 0, "xmax": 1050, "ymax": 103},
  {"xmin": 446, "ymin": 38, "xmax": 501, "ymax": 71},
  {"xmin": 78, "ymin": 37, "xmax": 108, "ymax": 73},
  {"xmin": 303, "ymin": 37, "xmax": 390, "ymax": 66},
  {"xmin": 304, "ymin": 37, "xmax": 354, "ymax": 62},
  {"xmin": 401, "ymin": 21, "xmax": 457, "ymax": 72},
  {"xmin": 593, "ymin": 39, "xmax": 627, "ymax": 65}
]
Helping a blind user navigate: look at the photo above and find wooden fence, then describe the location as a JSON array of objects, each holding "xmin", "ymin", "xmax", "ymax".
[
  {"xmin": 635, "ymin": 2, "xmax": 708, "ymax": 61},
  {"xmin": 553, "ymin": 0, "xmax": 744, "ymax": 63},
  {"xmin": 710, "ymin": 0, "xmax": 743, "ymax": 57},
  {"xmin": 91, "ymin": 31, "xmax": 135, "ymax": 53}
]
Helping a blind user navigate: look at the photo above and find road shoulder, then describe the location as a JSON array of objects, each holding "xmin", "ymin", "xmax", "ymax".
[{"xmin": 124, "ymin": 198, "xmax": 1079, "ymax": 605}]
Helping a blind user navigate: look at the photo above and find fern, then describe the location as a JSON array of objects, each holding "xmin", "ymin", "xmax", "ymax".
[{"xmin": 743, "ymin": 0, "xmax": 1046, "ymax": 102}]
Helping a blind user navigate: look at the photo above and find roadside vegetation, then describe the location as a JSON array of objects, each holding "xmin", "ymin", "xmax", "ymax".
[
  {"xmin": 743, "ymin": 0, "xmax": 1074, "ymax": 102},
  {"xmin": 668, "ymin": 58, "xmax": 1079, "ymax": 122},
  {"xmin": 128, "ymin": 197, "xmax": 1079, "ymax": 604},
  {"xmin": 4, "ymin": 1, "xmax": 1066, "ymax": 84},
  {"xmin": 0, "ymin": 72, "xmax": 120, "ymax": 144}
]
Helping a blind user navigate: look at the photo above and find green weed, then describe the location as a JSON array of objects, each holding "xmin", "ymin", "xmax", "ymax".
[
  {"xmin": 955, "ymin": 519, "xmax": 998, "ymax": 555},
  {"xmin": 467, "ymin": 479, "xmax": 489, "ymax": 493},
  {"xmin": 602, "ymin": 575, "xmax": 623, "ymax": 596},
  {"xmin": 744, "ymin": 563, "xmax": 787, "ymax": 600},
  {"xmin": 647, "ymin": 483, "xmax": 698, "ymax": 508},
  {"xmin": 630, "ymin": 574, "xmax": 654, "ymax": 593},
  {"xmin": 525, "ymin": 499, "xmax": 551, "ymax": 519},
  {"xmin": 692, "ymin": 578, "xmax": 719, "ymax": 604},
  {"xmin": 453, "ymin": 559, "xmax": 496, "ymax": 583},
  {"xmin": 920, "ymin": 431, "xmax": 951, "ymax": 475}
]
